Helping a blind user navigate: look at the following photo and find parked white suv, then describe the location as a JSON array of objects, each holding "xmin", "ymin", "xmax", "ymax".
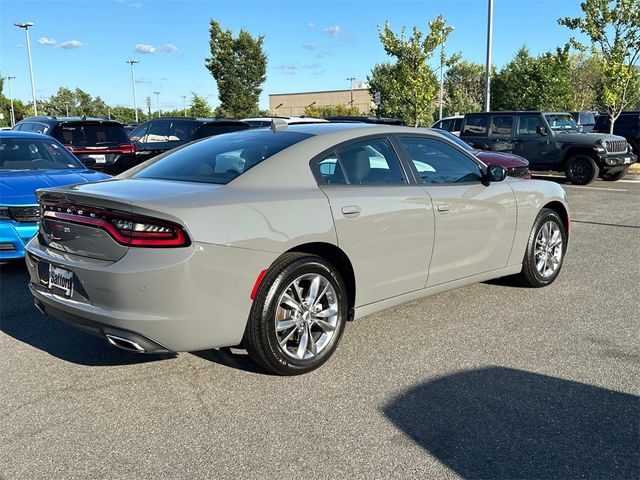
[
  {"xmin": 431, "ymin": 115, "xmax": 464, "ymax": 136},
  {"xmin": 242, "ymin": 116, "xmax": 328, "ymax": 128}
]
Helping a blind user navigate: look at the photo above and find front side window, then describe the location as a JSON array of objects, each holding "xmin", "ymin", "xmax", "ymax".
[
  {"xmin": 398, "ymin": 136, "xmax": 482, "ymax": 184},
  {"xmin": 544, "ymin": 114, "xmax": 580, "ymax": 132},
  {"xmin": 0, "ymin": 138, "xmax": 83, "ymax": 170},
  {"xmin": 134, "ymin": 129, "xmax": 313, "ymax": 185},
  {"xmin": 490, "ymin": 116, "xmax": 514, "ymax": 136},
  {"xmin": 462, "ymin": 115, "xmax": 489, "ymax": 135},
  {"xmin": 517, "ymin": 115, "xmax": 545, "ymax": 135},
  {"xmin": 335, "ymin": 138, "xmax": 406, "ymax": 185}
]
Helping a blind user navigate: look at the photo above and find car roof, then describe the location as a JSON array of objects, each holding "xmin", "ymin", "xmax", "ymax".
[
  {"xmin": 464, "ymin": 111, "xmax": 572, "ymax": 116},
  {"xmin": 263, "ymin": 122, "xmax": 455, "ymax": 141},
  {"xmin": 17, "ymin": 116, "xmax": 124, "ymax": 126},
  {"xmin": 0, "ymin": 130, "xmax": 54, "ymax": 140}
]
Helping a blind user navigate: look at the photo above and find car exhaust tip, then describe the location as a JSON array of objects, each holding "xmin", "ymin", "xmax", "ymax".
[
  {"xmin": 34, "ymin": 300, "xmax": 46, "ymax": 315},
  {"xmin": 105, "ymin": 333, "xmax": 146, "ymax": 353}
]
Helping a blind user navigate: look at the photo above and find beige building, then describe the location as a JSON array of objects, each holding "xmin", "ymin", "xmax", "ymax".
[{"xmin": 269, "ymin": 88, "xmax": 372, "ymax": 116}]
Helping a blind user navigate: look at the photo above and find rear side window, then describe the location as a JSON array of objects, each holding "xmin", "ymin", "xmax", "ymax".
[
  {"xmin": 56, "ymin": 123, "xmax": 129, "ymax": 146},
  {"xmin": 462, "ymin": 115, "xmax": 488, "ymax": 135},
  {"xmin": 17, "ymin": 122, "xmax": 49, "ymax": 134},
  {"xmin": 335, "ymin": 138, "xmax": 406, "ymax": 185},
  {"xmin": 489, "ymin": 115, "xmax": 514, "ymax": 135},
  {"xmin": 579, "ymin": 112, "xmax": 595, "ymax": 125},
  {"xmin": 318, "ymin": 153, "xmax": 346, "ymax": 185},
  {"xmin": 134, "ymin": 129, "xmax": 313, "ymax": 185}
]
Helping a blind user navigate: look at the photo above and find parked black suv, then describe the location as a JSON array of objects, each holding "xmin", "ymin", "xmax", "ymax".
[
  {"xmin": 459, "ymin": 111, "xmax": 635, "ymax": 184},
  {"xmin": 13, "ymin": 117, "xmax": 136, "ymax": 174},
  {"xmin": 128, "ymin": 117, "xmax": 250, "ymax": 162},
  {"xmin": 593, "ymin": 111, "xmax": 640, "ymax": 156}
]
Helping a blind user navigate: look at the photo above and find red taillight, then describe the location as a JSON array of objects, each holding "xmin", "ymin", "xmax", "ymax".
[
  {"xmin": 41, "ymin": 203, "xmax": 190, "ymax": 248},
  {"xmin": 116, "ymin": 143, "xmax": 136, "ymax": 154},
  {"xmin": 63, "ymin": 144, "xmax": 136, "ymax": 154}
]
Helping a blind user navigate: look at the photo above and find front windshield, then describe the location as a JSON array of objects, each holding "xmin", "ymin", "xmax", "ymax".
[
  {"xmin": 544, "ymin": 114, "xmax": 580, "ymax": 132},
  {"xmin": 433, "ymin": 129, "xmax": 475, "ymax": 151},
  {"xmin": 0, "ymin": 137, "xmax": 84, "ymax": 171}
]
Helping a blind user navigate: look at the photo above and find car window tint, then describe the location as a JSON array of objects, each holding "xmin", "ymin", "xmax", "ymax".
[
  {"xmin": 134, "ymin": 129, "xmax": 313, "ymax": 185},
  {"xmin": 141, "ymin": 121, "xmax": 172, "ymax": 143},
  {"xmin": 490, "ymin": 116, "xmax": 513, "ymax": 135},
  {"xmin": 462, "ymin": 115, "xmax": 488, "ymax": 135},
  {"xmin": 454, "ymin": 118, "xmax": 463, "ymax": 131},
  {"xmin": 517, "ymin": 115, "xmax": 545, "ymax": 135},
  {"xmin": 129, "ymin": 123, "xmax": 149, "ymax": 142},
  {"xmin": 336, "ymin": 138, "xmax": 406, "ymax": 185},
  {"xmin": 399, "ymin": 136, "xmax": 482, "ymax": 184},
  {"xmin": 440, "ymin": 119, "xmax": 454, "ymax": 131},
  {"xmin": 59, "ymin": 123, "xmax": 129, "ymax": 146},
  {"xmin": 317, "ymin": 152, "xmax": 346, "ymax": 185}
]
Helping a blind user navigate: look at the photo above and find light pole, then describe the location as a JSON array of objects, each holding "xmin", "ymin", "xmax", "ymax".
[
  {"xmin": 4, "ymin": 76, "xmax": 16, "ymax": 126},
  {"xmin": 154, "ymin": 91, "xmax": 160, "ymax": 117},
  {"xmin": 65, "ymin": 102, "xmax": 69, "ymax": 117},
  {"xmin": 438, "ymin": 46, "xmax": 445, "ymax": 121},
  {"xmin": 346, "ymin": 77, "xmax": 355, "ymax": 108},
  {"xmin": 181, "ymin": 95, "xmax": 187, "ymax": 117},
  {"xmin": 126, "ymin": 60, "xmax": 140, "ymax": 122},
  {"xmin": 14, "ymin": 22, "xmax": 37, "ymax": 116},
  {"xmin": 484, "ymin": 0, "xmax": 494, "ymax": 112}
]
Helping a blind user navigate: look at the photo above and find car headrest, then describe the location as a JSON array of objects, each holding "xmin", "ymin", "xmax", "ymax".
[{"xmin": 341, "ymin": 147, "xmax": 370, "ymax": 183}]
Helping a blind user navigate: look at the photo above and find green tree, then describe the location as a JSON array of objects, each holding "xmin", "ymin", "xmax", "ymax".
[
  {"xmin": 373, "ymin": 17, "xmax": 452, "ymax": 126},
  {"xmin": 492, "ymin": 47, "xmax": 574, "ymax": 111},
  {"xmin": 559, "ymin": 0, "xmax": 640, "ymax": 132},
  {"xmin": 205, "ymin": 20, "xmax": 267, "ymax": 118},
  {"xmin": 0, "ymin": 74, "xmax": 30, "ymax": 126},
  {"xmin": 443, "ymin": 60, "xmax": 486, "ymax": 116},
  {"xmin": 367, "ymin": 62, "xmax": 405, "ymax": 119},
  {"xmin": 190, "ymin": 92, "xmax": 213, "ymax": 117},
  {"xmin": 109, "ymin": 106, "xmax": 147, "ymax": 124},
  {"xmin": 567, "ymin": 53, "xmax": 604, "ymax": 111},
  {"xmin": 304, "ymin": 104, "xmax": 360, "ymax": 118}
]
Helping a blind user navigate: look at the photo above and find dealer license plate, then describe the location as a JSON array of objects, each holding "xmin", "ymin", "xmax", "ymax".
[
  {"xmin": 48, "ymin": 264, "xmax": 74, "ymax": 298},
  {"xmin": 87, "ymin": 154, "xmax": 106, "ymax": 164}
]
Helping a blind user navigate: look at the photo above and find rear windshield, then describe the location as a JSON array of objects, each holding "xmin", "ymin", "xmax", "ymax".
[
  {"xmin": 134, "ymin": 129, "xmax": 313, "ymax": 184},
  {"xmin": 0, "ymin": 137, "xmax": 84, "ymax": 170},
  {"xmin": 54, "ymin": 123, "xmax": 130, "ymax": 147}
]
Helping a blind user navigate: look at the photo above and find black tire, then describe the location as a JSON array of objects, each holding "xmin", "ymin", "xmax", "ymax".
[
  {"xmin": 512, "ymin": 208, "xmax": 567, "ymax": 288},
  {"xmin": 244, "ymin": 253, "xmax": 348, "ymax": 375},
  {"xmin": 600, "ymin": 168, "xmax": 627, "ymax": 181},
  {"xmin": 565, "ymin": 154, "xmax": 599, "ymax": 185}
]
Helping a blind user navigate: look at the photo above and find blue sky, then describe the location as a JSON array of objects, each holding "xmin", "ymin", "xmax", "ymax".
[{"xmin": 1, "ymin": 0, "xmax": 587, "ymax": 111}]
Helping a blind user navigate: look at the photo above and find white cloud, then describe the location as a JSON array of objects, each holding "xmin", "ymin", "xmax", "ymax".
[
  {"xmin": 135, "ymin": 43, "xmax": 156, "ymax": 54},
  {"xmin": 323, "ymin": 25, "xmax": 343, "ymax": 38},
  {"xmin": 307, "ymin": 22, "xmax": 316, "ymax": 29},
  {"xmin": 38, "ymin": 37, "xmax": 56, "ymax": 46},
  {"xmin": 162, "ymin": 43, "xmax": 180, "ymax": 54},
  {"xmin": 303, "ymin": 43, "xmax": 316, "ymax": 50},
  {"xmin": 129, "ymin": 2, "xmax": 142, "ymax": 9},
  {"xmin": 277, "ymin": 63, "xmax": 322, "ymax": 74},
  {"xmin": 57, "ymin": 40, "xmax": 85, "ymax": 49}
]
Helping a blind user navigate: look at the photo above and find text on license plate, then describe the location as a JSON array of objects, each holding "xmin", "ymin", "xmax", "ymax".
[
  {"xmin": 49, "ymin": 264, "xmax": 74, "ymax": 297},
  {"xmin": 87, "ymin": 154, "xmax": 106, "ymax": 163}
]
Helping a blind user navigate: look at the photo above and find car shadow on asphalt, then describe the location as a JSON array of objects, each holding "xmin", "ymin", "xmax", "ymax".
[
  {"xmin": 383, "ymin": 366, "xmax": 639, "ymax": 480},
  {"xmin": 0, "ymin": 261, "xmax": 167, "ymax": 367},
  {"xmin": 192, "ymin": 348, "xmax": 267, "ymax": 375}
]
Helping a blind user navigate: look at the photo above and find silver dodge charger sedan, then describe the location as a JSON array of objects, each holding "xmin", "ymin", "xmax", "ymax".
[{"xmin": 25, "ymin": 123, "xmax": 569, "ymax": 375}]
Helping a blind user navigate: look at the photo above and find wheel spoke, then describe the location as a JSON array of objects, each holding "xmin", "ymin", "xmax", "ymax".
[
  {"xmin": 295, "ymin": 327, "xmax": 309, "ymax": 359},
  {"xmin": 280, "ymin": 292, "xmax": 302, "ymax": 312},
  {"xmin": 311, "ymin": 282, "xmax": 330, "ymax": 309},
  {"xmin": 315, "ymin": 319, "xmax": 336, "ymax": 333},
  {"xmin": 276, "ymin": 318, "xmax": 298, "ymax": 332},
  {"xmin": 292, "ymin": 279, "xmax": 305, "ymax": 304},
  {"xmin": 307, "ymin": 329, "xmax": 318, "ymax": 356},
  {"xmin": 314, "ymin": 307, "xmax": 337, "ymax": 318},
  {"xmin": 279, "ymin": 326, "xmax": 297, "ymax": 347},
  {"xmin": 305, "ymin": 275, "xmax": 321, "ymax": 305},
  {"xmin": 536, "ymin": 257, "xmax": 546, "ymax": 272}
]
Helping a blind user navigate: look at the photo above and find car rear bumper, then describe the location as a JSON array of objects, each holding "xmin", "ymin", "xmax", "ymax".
[
  {"xmin": 25, "ymin": 236, "xmax": 278, "ymax": 352},
  {"xmin": 0, "ymin": 221, "xmax": 38, "ymax": 259}
]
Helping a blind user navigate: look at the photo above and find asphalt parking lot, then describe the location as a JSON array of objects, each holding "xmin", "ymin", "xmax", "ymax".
[{"xmin": 1, "ymin": 177, "xmax": 638, "ymax": 480}]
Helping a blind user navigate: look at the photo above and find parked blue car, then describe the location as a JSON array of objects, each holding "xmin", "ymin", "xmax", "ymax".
[{"xmin": 0, "ymin": 131, "xmax": 111, "ymax": 260}]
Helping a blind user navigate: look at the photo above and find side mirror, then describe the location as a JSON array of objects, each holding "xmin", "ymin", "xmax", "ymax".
[
  {"xmin": 484, "ymin": 164, "xmax": 507, "ymax": 185},
  {"xmin": 536, "ymin": 125, "xmax": 547, "ymax": 136}
]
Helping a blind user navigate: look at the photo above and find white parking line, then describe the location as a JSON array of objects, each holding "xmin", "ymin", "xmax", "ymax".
[{"xmin": 563, "ymin": 185, "xmax": 627, "ymax": 192}]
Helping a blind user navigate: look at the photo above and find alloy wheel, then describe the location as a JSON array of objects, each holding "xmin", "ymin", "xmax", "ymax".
[{"xmin": 534, "ymin": 220, "xmax": 563, "ymax": 278}]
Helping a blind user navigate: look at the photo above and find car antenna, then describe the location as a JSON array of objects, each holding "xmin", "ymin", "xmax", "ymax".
[{"xmin": 270, "ymin": 118, "xmax": 288, "ymax": 133}]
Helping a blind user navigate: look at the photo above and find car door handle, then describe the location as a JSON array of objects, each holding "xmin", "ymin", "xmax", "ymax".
[
  {"xmin": 437, "ymin": 203, "xmax": 450, "ymax": 213},
  {"xmin": 341, "ymin": 205, "xmax": 361, "ymax": 218}
]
